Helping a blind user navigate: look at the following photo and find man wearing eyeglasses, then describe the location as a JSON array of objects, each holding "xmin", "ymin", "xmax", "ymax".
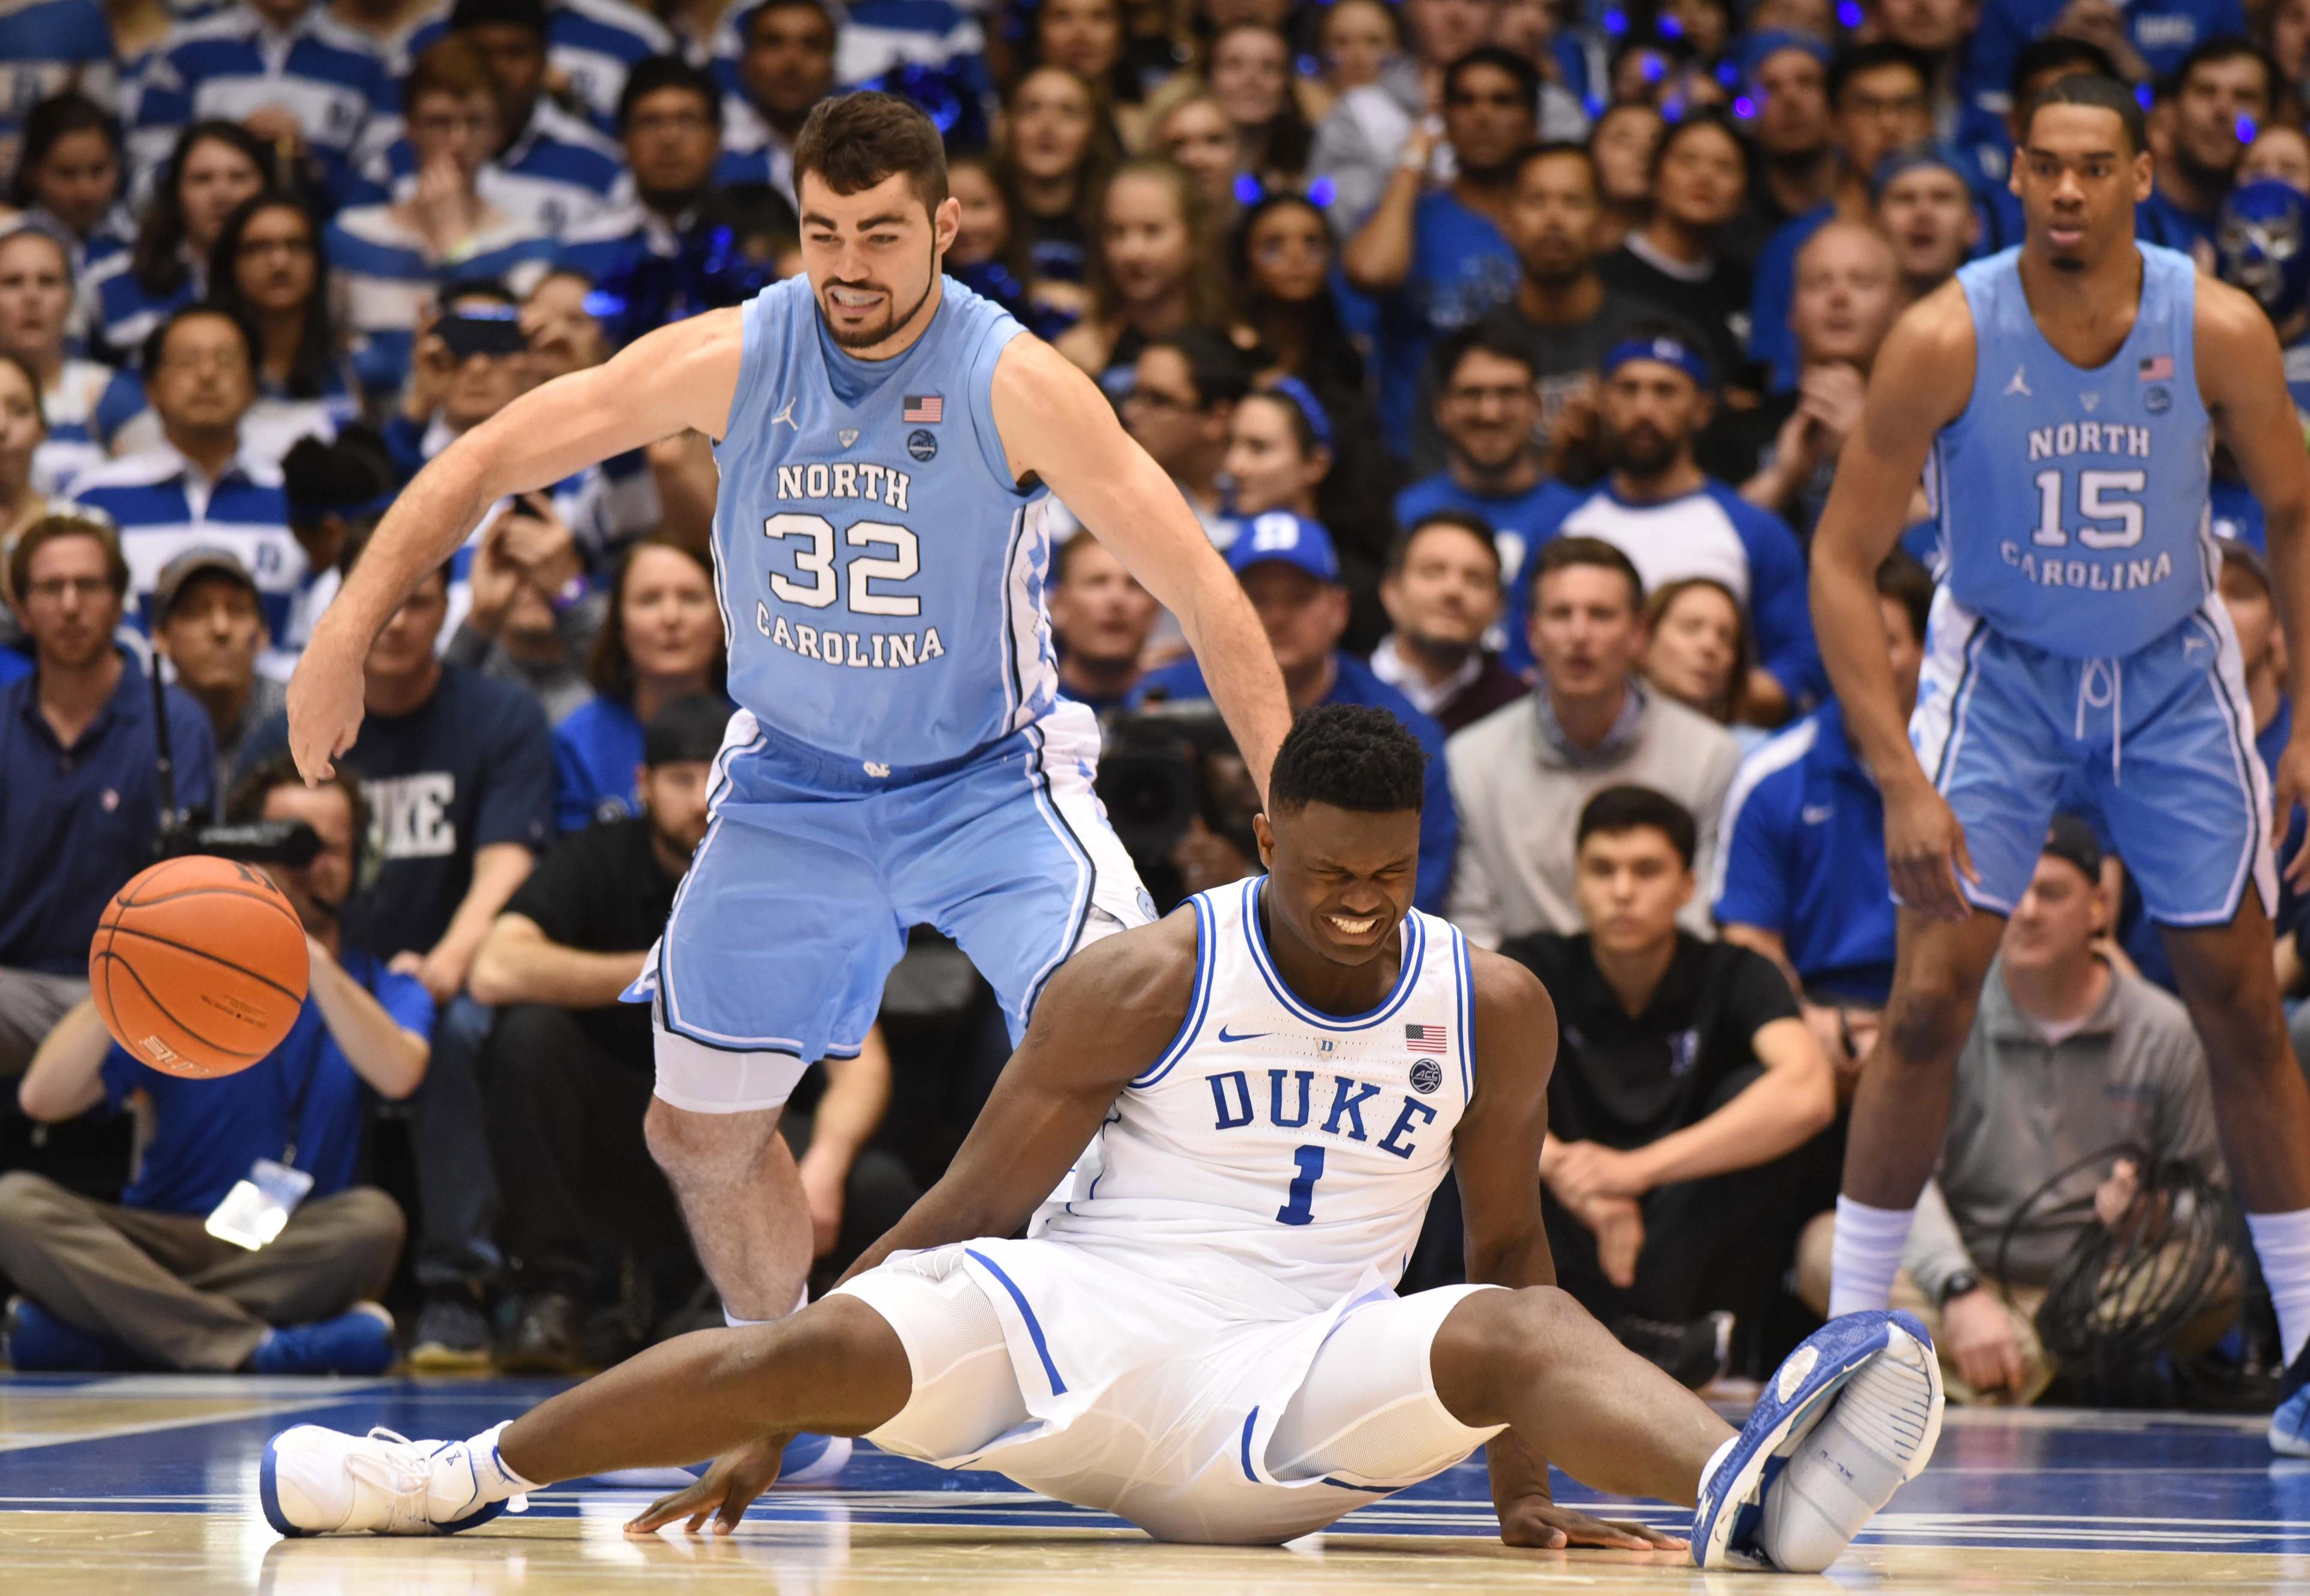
[{"xmin": 0, "ymin": 514, "xmax": 215, "ymax": 1074}]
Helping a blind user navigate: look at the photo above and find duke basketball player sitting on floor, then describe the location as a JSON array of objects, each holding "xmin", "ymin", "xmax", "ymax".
[
  {"xmin": 262, "ymin": 709, "xmax": 1944, "ymax": 1572},
  {"xmin": 283, "ymin": 93, "xmax": 1292, "ymax": 1475},
  {"xmin": 1806, "ymin": 73, "xmax": 2310, "ymax": 1451}
]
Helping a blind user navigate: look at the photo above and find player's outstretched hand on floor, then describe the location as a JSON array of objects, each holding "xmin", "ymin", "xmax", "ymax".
[
  {"xmin": 624, "ymin": 1435, "xmax": 789, "ymax": 1536},
  {"xmin": 1500, "ymin": 1497, "xmax": 1687, "ymax": 1553}
]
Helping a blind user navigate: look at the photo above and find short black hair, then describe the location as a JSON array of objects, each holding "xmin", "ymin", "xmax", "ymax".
[
  {"xmin": 1445, "ymin": 46, "xmax": 1542, "ymax": 110},
  {"xmin": 1876, "ymin": 552, "xmax": 1934, "ymax": 647},
  {"xmin": 2024, "ymin": 72, "xmax": 2149, "ymax": 155},
  {"xmin": 1829, "ymin": 41, "xmax": 1933, "ymax": 107},
  {"xmin": 142, "ymin": 303, "xmax": 256, "ymax": 383},
  {"xmin": 2166, "ymin": 35, "xmax": 2276, "ymax": 105},
  {"xmin": 1650, "ymin": 105, "xmax": 1752, "ymax": 192},
  {"xmin": 1529, "ymin": 533, "xmax": 1645, "ymax": 611},
  {"xmin": 1576, "ymin": 784, "xmax": 1697, "ymax": 868},
  {"xmin": 1432, "ymin": 320, "xmax": 1537, "ymax": 392},
  {"xmin": 2009, "ymin": 35, "xmax": 2116, "ymax": 102},
  {"xmin": 1267, "ymin": 704, "xmax": 1428, "ymax": 816},
  {"xmin": 618, "ymin": 54, "xmax": 721, "ymax": 132},
  {"xmin": 1515, "ymin": 138, "xmax": 1600, "ymax": 196},
  {"xmin": 449, "ymin": 0, "xmax": 546, "ymax": 38},
  {"xmin": 1389, "ymin": 511, "xmax": 1502, "ymax": 578},
  {"xmin": 1147, "ymin": 325, "xmax": 1253, "ymax": 409}
]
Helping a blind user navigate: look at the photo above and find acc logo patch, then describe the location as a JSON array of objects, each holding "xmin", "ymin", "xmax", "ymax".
[
  {"xmin": 908, "ymin": 429, "xmax": 938, "ymax": 461},
  {"xmin": 1409, "ymin": 1058, "xmax": 1444, "ymax": 1095}
]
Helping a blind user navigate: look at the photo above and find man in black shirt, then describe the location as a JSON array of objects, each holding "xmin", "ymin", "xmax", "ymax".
[
  {"xmin": 470, "ymin": 697, "xmax": 913, "ymax": 1370},
  {"xmin": 1504, "ymin": 786, "xmax": 1836, "ymax": 1385}
]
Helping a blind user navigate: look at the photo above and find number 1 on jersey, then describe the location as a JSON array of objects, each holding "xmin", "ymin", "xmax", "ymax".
[{"xmin": 1276, "ymin": 1144, "xmax": 1325, "ymax": 1227}]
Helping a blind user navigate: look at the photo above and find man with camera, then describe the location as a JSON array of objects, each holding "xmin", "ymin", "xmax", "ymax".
[
  {"xmin": 0, "ymin": 755, "xmax": 428, "ymax": 1375},
  {"xmin": 0, "ymin": 516, "xmax": 214, "ymax": 1076}
]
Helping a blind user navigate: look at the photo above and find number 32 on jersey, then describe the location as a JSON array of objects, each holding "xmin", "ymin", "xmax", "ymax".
[{"xmin": 752, "ymin": 511, "xmax": 948, "ymax": 671}]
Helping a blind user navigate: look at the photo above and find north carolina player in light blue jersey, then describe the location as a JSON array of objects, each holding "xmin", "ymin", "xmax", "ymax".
[
  {"xmin": 257, "ymin": 707, "xmax": 1943, "ymax": 1570},
  {"xmin": 283, "ymin": 93, "xmax": 1291, "ymax": 1407},
  {"xmin": 1809, "ymin": 74, "xmax": 2310, "ymax": 1450}
]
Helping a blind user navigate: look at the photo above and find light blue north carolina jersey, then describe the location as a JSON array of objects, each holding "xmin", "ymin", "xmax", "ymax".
[
  {"xmin": 713, "ymin": 274, "xmax": 1054, "ymax": 770},
  {"xmin": 1933, "ymin": 244, "xmax": 2214, "ymax": 658}
]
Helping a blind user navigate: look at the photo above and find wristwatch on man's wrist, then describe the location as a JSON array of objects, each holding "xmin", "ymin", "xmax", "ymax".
[{"xmin": 1937, "ymin": 1269, "xmax": 1981, "ymax": 1306}]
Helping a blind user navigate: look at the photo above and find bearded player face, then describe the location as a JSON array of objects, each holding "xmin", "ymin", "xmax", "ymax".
[{"xmin": 798, "ymin": 170, "xmax": 964, "ymax": 354}]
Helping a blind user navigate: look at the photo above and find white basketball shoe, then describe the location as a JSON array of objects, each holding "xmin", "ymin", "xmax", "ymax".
[{"xmin": 260, "ymin": 1424, "xmax": 526, "ymax": 1536}]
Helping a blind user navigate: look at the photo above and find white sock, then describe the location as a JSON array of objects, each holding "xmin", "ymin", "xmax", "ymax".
[
  {"xmin": 2247, "ymin": 1209, "xmax": 2310, "ymax": 1366},
  {"xmin": 724, "ymin": 1283, "xmax": 810, "ymax": 1330},
  {"xmin": 1826, "ymin": 1196, "xmax": 1916, "ymax": 1319},
  {"xmin": 464, "ymin": 1420, "xmax": 540, "ymax": 1503}
]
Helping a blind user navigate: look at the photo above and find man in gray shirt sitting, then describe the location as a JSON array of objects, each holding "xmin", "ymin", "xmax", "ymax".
[{"xmin": 1797, "ymin": 816, "xmax": 2227, "ymax": 1403}]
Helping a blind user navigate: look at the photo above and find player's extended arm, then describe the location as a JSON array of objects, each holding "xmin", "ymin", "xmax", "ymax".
[
  {"xmin": 1810, "ymin": 285, "xmax": 1980, "ymax": 919},
  {"xmin": 1453, "ymin": 949, "xmax": 1680, "ymax": 1553},
  {"xmin": 286, "ymin": 309, "xmax": 746, "ymax": 783},
  {"xmin": 992, "ymin": 338, "xmax": 1294, "ymax": 800},
  {"xmin": 836, "ymin": 912, "xmax": 1199, "ymax": 1283},
  {"xmin": 2199, "ymin": 277, "xmax": 2310, "ymax": 886}
]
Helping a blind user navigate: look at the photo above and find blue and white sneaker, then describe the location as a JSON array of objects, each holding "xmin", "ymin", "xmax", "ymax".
[
  {"xmin": 1692, "ymin": 1310, "xmax": 1944, "ymax": 1571},
  {"xmin": 260, "ymin": 1425, "xmax": 523, "ymax": 1536},
  {"xmin": 2271, "ymin": 1339, "xmax": 2310, "ymax": 1456}
]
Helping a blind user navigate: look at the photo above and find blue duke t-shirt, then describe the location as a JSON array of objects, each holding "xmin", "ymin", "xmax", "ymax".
[{"xmin": 100, "ymin": 946, "xmax": 435, "ymax": 1215}]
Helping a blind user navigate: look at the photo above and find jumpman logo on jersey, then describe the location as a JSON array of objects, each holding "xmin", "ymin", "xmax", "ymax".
[
  {"xmin": 771, "ymin": 398, "xmax": 799, "ymax": 430},
  {"xmin": 2005, "ymin": 367, "xmax": 2031, "ymax": 398}
]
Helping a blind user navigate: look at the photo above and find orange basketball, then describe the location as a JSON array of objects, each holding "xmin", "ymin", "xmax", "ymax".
[{"xmin": 88, "ymin": 855, "xmax": 311, "ymax": 1079}]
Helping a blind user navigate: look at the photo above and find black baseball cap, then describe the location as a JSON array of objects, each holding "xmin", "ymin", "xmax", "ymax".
[{"xmin": 2042, "ymin": 813, "xmax": 2104, "ymax": 883}]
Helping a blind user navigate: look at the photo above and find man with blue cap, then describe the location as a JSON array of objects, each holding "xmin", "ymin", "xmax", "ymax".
[{"xmin": 1132, "ymin": 511, "xmax": 1459, "ymax": 911}]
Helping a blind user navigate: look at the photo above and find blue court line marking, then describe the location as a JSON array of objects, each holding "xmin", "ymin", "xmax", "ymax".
[{"xmin": 962, "ymin": 1249, "xmax": 1066, "ymax": 1396}]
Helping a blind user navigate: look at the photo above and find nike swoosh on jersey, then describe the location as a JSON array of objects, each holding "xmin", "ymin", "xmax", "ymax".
[{"xmin": 1216, "ymin": 1026, "xmax": 1271, "ymax": 1044}]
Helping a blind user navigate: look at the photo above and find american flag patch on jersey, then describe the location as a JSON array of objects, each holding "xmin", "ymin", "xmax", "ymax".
[
  {"xmin": 2139, "ymin": 355, "xmax": 2174, "ymax": 381},
  {"xmin": 903, "ymin": 395, "xmax": 943, "ymax": 423},
  {"xmin": 1405, "ymin": 1023, "xmax": 1446, "ymax": 1053}
]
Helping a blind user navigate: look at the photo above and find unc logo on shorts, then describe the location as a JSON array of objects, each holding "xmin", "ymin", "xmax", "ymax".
[
  {"xmin": 908, "ymin": 429, "xmax": 938, "ymax": 461},
  {"xmin": 1409, "ymin": 1058, "xmax": 1443, "ymax": 1095}
]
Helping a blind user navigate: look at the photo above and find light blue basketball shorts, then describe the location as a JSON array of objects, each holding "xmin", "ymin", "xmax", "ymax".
[
  {"xmin": 1912, "ymin": 585, "xmax": 2276, "ymax": 925},
  {"xmin": 630, "ymin": 701, "xmax": 1153, "ymax": 1114}
]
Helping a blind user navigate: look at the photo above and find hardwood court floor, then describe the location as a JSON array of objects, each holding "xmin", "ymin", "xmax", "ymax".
[{"xmin": 5, "ymin": 1373, "xmax": 2309, "ymax": 1593}]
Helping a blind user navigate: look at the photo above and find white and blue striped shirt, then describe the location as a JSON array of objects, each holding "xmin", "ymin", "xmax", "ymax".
[
  {"xmin": 352, "ymin": 100, "xmax": 622, "ymax": 239},
  {"xmin": 402, "ymin": 0, "xmax": 673, "ymax": 133},
  {"xmin": 67, "ymin": 440, "xmax": 306, "ymax": 644},
  {"xmin": 79, "ymin": 248, "xmax": 201, "ymax": 365},
  {"xmin": 34, "ymin": 357, "xmax": 148, "ymax": 495},
  {"xmin": 325, "ymin": 203, "xmax": 556, "ymax": 396}
]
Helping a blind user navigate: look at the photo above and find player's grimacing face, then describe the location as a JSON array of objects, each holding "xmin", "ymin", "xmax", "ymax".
[
  {"xmin": 1254, "ymin": 801, "xmax": 1421, "ymax": 966},
  {"xmin": 800, "ymin": 171, "xmax": 962, "ymax": 352},
  {"xmin": 2012, "ymin": 105, "xmax": 2152, "ymax": 271}
]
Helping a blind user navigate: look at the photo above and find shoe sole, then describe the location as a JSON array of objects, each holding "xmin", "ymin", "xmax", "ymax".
[
  {"xmin": 1692, "ymin": 1311, "xmax": 1938, "ymax": 1570},
  {"xmin": 406, "ymin": 1345, "xmax": 496, "ymax": 1374},
  {"xmin": 258, "ymin": 1426, "xmax": 513, "ymax": 1538}
]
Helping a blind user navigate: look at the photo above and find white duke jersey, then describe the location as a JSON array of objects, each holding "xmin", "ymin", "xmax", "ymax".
[
  {"xmin": 1032, "ymin": 877, "xmax": 1476, "ymax": 1316},
  {"xmin": 712, "ymin": 274, "xmax": 1058, "ymax": 773},
  {"xmin": 1932, "ymin": 244, "xmax": 2214, "ymax": 658}
]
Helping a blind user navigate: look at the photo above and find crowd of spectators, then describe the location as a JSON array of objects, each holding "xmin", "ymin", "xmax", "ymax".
[{"xmin": 0, "ymin": 0, "xmax": 2300, "ymax": 1402}]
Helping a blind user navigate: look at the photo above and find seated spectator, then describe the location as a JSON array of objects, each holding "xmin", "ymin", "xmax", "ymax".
[
  {"xmin": 1749, "ymin": 43, "xmax": 1935, "ymax": 391},
  {"xmin": 0, "ymin": 516, "xmax": 214, "ymax": 1074},
  {"xmin": 67, "ymin": 306, "xmax": 304, "ymax": 642},
  {"xmin": 1150, "ymin": 88, "xmax": 1240, "ymax": 221},
  {"xmin": 328, "ymin": 39, "xmax": 557, "ymax": 399},
  {"xmin": 10, "ymin": 94, "xmax": 134, "ymax": 280},
  {"xmin": 238, "ymin": 517, "xmax": 553, "ymax": 1370},
  {"xmin": 1473, "ymin": 143, "xmax": 1659, "ymax": 467},
  {"xmin": 1222, "ymin": 380, "xmax": 1398, "ymax": 645},
  {"xmin": 1114, "ymin": 328, "xmax": 1248, "ymax": 544},
  {"xmin": 278, "ymin": 427, "xmax": 397, "ymax": 656},
  {"xmin": 1532, "ymin": 325, "xmax": 1819, "ymax": 720},
  {"xmin": 152, "ymin": 547, "xmax": 283, "ymax": 807},
  {"xmin": 945, "ymin": 152, "xmax": 1061, "ymax": 338},
  {"xmin": 82, "ymin": 122, "xmax": 270, "ymax": 364},
  {"xmin": 2138, "ymin": 37, "xmax": 2272, "ymax": 256},
  {"xmin": 1797, "ymin": 818, "xmax": 2231, "ymax": 1404},
  {"xmin": 1132, "ymin": 513, "xmax": 1458, "ymax": 911},
  {"xmin": 1021, "ymin": 0, "xmax": 1156, "ymax": 153},
  {"xmin": 1447, "ymin": 536, "xmax": 1743, "ymax": 943},
  {"xmin": 1506, "ymin": 785, "xmax": 1835, "ymax": 1384},
  {"xmin": 1732, "ymin": 221, "xmax": 1904, "ymax": 537},
  {"xmin": 1598, "ymin": 108, "xmax": 1754, "ymax": 387},
  {"xmin": 359, "ymin": 0, "xmax": 623, "ymax": 238},
  {"xmin": 1873, "ymin": 146, "xmax": 1980, "ymax": 302},
  {"xmin": 1640, "ymin": 577, "xmax": 1754, "ymax": 736},
  {"xmin": 999, "ymin": 65, "xmax": 1118, "ymax": 295},
  {"xmin": 1737, "ymin": 32, "xmax": 1837, "ymax": 240},
  {"xmin": 0, "ymin": 225, "xmax": 143, "ymax": 493},
  {"xmin": 715, "ymin": 0, "xmax": 838, "ymax": 207},
  {"xmin": 554, "ymin": 535, "xmax": 722, "ymax": 831},
  {"xmin": 1049, "ymin": 530, "xmax": 1159, "ymax": 715},
  {"xmin": 0, "ymin": 758, "xmax": 428, "ymax": 1374},
  {"xmin": 446, "ymin": 495, "xmax": 605, "ymax": 726},
  {"xmin": 1371, "ymin": 511, "xmax": 1531, "ymax": 735},
  {"xmin": 0, "ymin": 352, "xmax": 78, "ymax": 581},
  {"xmin": 128, "ymin": 0, "xmax": 395, "ymax": 205},
  {"xmin": 1716, "ymin": 555, "xmax": 1932, "ymax": 1081},
  {"xmin": 202, "ymin": 194, "xmax": 358, "ymax": 456},
  {"xmin": 1231, "ymin": 193, "xmax": 1367, "ymax": 406},
  {"xmin": 1586, "ymin": 102, "xmax": 1662, "ymax": 257},
  {"xmin": 1055, "ymin": 156, "xmax": 1229, "ymax": 388},
  {"xmin": 1201, "ymin": 23, "xmax": 1318, "ymax": 193},
  {"xmin": 556, "ymin": 56, "xmax": 737, "ymax": 334},
  {"xmin": 1343, "ymin": 46, "xmax": 1536, "ymax": 452},
  {"xmin": 405, "ymin": 0, "xmax": 675, "ymax": 135}
]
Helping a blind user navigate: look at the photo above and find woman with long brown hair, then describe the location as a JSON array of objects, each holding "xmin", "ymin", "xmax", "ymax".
[
  {"xmin": 997, "ymin": 65, "xmax": 1124, "ymax": 294},
  {"xmin": 1056, "ymin": 156, "xmax": 1233, "ymax": 386}
]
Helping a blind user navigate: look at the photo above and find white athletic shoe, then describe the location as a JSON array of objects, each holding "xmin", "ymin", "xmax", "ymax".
[
  {"xmin": 1691, "ymin": 1310, "xmax": 1944, "ymax": 1571},
  {"xmin": 260, "ymin": 1425, "xmax": 522, "ymax": 1537}
]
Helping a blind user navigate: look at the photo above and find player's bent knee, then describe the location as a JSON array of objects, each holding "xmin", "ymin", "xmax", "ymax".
[
  {"xmin": 1433, "ymin": 1286, "xmax": 1587, "ymax": 1419},
  {"xmin": 642, "ymin": 1093, "xmax": 782, "ymax": 1181},
  {"xmin": 1882, "ymin": 983, "xmax": 1973, "ymax": 1070}
]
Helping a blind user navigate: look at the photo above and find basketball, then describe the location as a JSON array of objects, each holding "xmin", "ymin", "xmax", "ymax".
[{"xmin": 87, "ymin": 855, "xmax": 312, "ymax": 1080}]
